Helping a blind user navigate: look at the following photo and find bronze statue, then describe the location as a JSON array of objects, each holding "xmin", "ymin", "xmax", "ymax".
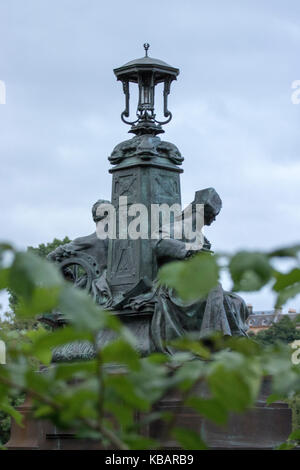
[
  {"xmin": 46, "ymin": 47, "xmax": 249, "ymax": 359},
  {"xmin": 47, "ymin": 189, "xmax": 249, "ymax": 357},
  {"xmin": 151, "ymin": 188, "xmax": 249, "ymax": 354},
  {"xmin": 47, "ymin": 199, "xmax": 110, "ymax": 291}
]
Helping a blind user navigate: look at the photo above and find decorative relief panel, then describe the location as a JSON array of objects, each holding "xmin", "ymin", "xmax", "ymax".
[
  {"xmin": 109, "ymin": 239, "xmax": 138, "ymax": 285},
  {"xmin": 112, "ymin": 171, "xmax": 138, "ymax": 207},
  {"xmin": 151, "ymin": 170, "xmax": 181, "ymax": 205}
]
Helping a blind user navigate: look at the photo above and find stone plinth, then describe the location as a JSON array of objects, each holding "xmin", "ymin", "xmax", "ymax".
[{"xmin": 6, "ymin": 378, "xmax": 292, "ymax": 450}]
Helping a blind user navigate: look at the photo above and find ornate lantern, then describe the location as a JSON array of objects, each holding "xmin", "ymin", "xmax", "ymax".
[
  {"xmin": 113, "ymin": 44, "xmax": 179, "ymax": 135},
  {"xmin": 107, "ymin": 45, "xmax": 182, "ymax": 298}
]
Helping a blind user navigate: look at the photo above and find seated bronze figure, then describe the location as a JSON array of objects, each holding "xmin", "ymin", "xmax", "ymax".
[{"xmin": 46, "ymin": 189, "xmax": 249, "ymax": 358}]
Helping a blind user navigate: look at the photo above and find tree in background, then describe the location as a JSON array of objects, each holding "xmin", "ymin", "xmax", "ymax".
[
  {"xmin": 255, "ymin": 316, "xmax": 300, "ymax": 347},
  {"xmin": 27, "ymin": 237, "xmax": 71, "ymax": 259}
]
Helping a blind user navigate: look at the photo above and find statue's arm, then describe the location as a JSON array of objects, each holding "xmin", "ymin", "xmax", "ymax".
[
  {"xmin": 154, "ymin": 237, "xmax": 214, "ymax": 264},
  {"xmin": 154, "ymin": 238, "xmax": 189, "ymax": 261}
]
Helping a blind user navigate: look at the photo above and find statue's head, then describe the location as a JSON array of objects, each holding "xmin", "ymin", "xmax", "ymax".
[
  {"xmin": 193, "ymin": 188, "xmax": 222, "ymax": 226},
  {"xmin": 92, "ymin": 199, "xmax": 111, "ymax": 223}
]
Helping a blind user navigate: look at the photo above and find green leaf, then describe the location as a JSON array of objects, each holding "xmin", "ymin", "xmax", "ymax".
[
  {"xmin": 10, "ymin": 251, "xmax": 62, "ymax": 299},
  {"xmin": 123, "ymin": 433, "xmax": 158, "ymax": 450},
  {"xmin": 0, "ymin": 268, "xmax": 10, "ymax": 290},
  {"xmin": 288, "ymin": 429, "xmax": 300, "ymax": 442},
  {"xmin": 25, "ymin": 369, "xmax": 53, "ymax": 395},
  {"xmin": 262, "ymin": 347, "xmax": 300, "ymax": 395},
  {"xmin": 54, "ymin": 360, "xmax": 97, "ymax": 381},
  {"xmin": 266, "ymin": 393, "xmax": 284, "ymax": 405},
  {"xmin": 16, "ymin": 286, "xmax": 61, "ymax": 317},
  {"xmin": 158, "ymin": 252, "xmax": 219, "ymax": 301},
  {"xmin": 34, "ymin": 405, "xmax": 54, "ymax": 418},
  {"xmin": 33, "ymin": 345, "xmax": 52, "ymax": 365},
  {"xmin": 276, "ymin": 442, "xmax": 296, "ymax": 450},
  {"xmin": 275, "ymin": 284, "xmax": 300, "ymax": 307},
  {"xmin": 58, "ymin": 285, "xmax": 118, "ymax": 332},
  {"xmin": 32, "ymin": 326, "xmax": 93, "ymax": 350},
  {"xmin": 229, "ymin": 251, "xmax": 272, "ymax": 292},
  {"xmin": 105, "ymin": 374, "xmax": 150, "ymax": 412},
  {"xmin": 269, "ymin": 245, "xmax": 300, "ymax": 259},
  {"xmin": 146, "ymin": 353, "xmax": 169, "ymax": 365},
  {"xmin": 170, "ymin": 336, "xmax": 211, "ymax": 359},
  {"xmin": 56, "ymin": 387, "xmax": 99, "ymax": 423},
  {"xmin": 104, "ymin": 400, "xmax": 134, "ymax": 428},
  {"xmin": 273, "ymin": 269, "xmax": 300, "ymax": 292},
  {"xmin": 173, "ymin": 361, "xmax": 205, "ymax": 391},
  {"xmin": 101, "ymin": 339, "xmax": 140, "ymax": 371},
  {"xmin": 186, "ymin": 396, "xmax": 228, "ymax": 425},
  {"xmin": 172, "ymin": 427, "xmax": 207, "ymax": 450},
  {"xmin": 129, "ymin": 358, "xmax": 171, "ymax": 403},
  {"xmin": 0, "ymin": 401, "xmax": 23, "ymax": 427},
  {"xmin": 226, "ymin": 337, "xmax": 262, "ymax": 356},
  {"xmin": 208, "ymin": 366, "xmax": 250, "ymax": 412},
  {"xmin": 207, "ymin": 354, "xmax": 261, "ymax": 413}
]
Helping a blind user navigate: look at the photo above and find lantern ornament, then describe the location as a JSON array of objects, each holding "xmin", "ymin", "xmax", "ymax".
[{"xmin": 114, "ymin": 44, "xmax": 179, "ymax": 135}]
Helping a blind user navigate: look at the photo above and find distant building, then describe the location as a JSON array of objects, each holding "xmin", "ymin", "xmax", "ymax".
[{"xmin": 246, "ymin": 306, "xmax": 300, "ymax": 334}]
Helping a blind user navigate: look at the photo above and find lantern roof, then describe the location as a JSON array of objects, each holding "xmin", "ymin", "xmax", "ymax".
[{"xmin": 114, "ymin": 44, "xmax": 179, "ymax": 81}]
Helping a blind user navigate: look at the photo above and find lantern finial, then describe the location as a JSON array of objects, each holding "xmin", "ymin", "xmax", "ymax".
[{"xmin": 143, "ymin": 43, "xmax": 150, "ymax": 57}]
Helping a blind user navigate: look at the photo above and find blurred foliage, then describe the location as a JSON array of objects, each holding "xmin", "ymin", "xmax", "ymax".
[
  {"xmin": 158, "ymin": 252, "xmax": 219, "ymax": 301},
  {"xmin": 1, "ymin": 237, "xmax": 70, "ymax": 444},
  {"xmin": 0, "ymin": 395, "xmax": 24, "ymax": 445},
  {"xmin": 158, "ymin": 244, "xmax": 300, "ymax": 306},
  {"xmin": 0, "ymin": 242, "xmax": 299, "ymax": 449},
  {"xmin": 8, "ymin": 237, "xmax": 70, "ymax": 315}
]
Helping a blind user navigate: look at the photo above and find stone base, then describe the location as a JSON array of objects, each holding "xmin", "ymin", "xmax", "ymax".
[
  {"xmin": 5, "ymin": 397, "xmax": 104, "ymax": 450},
  {"xmin": 6, "ymin": 378, "xmax": 292, "ymax": 450},
  {"xmin": 149, "ymin": 378, "xmax": 292, "ymax": 449}
]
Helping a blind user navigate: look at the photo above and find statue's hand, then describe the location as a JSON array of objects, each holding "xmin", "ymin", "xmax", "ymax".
[
  {"xmin": 185, "ymin": 248, "xmax": 213, "ymax": 259},
  {"xmin": 185, "ymin": 250, "xmax": 197, "ymax": 258}
]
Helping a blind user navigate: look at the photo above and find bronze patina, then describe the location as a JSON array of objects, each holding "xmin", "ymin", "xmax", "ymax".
[{"xmin": 46, "ymin": 45, "xmax": 249, "ymax": 359}]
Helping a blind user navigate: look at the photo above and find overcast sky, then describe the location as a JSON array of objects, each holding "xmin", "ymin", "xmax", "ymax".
[{"xmin": 0, "ymin": 0, "xmax": 299, "ymax": 312}]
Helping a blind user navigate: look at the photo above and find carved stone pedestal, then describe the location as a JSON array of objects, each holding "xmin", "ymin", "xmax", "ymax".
[{"xmin": 6, "ymin": 378, "xmax": 292, "ymax": 450}]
